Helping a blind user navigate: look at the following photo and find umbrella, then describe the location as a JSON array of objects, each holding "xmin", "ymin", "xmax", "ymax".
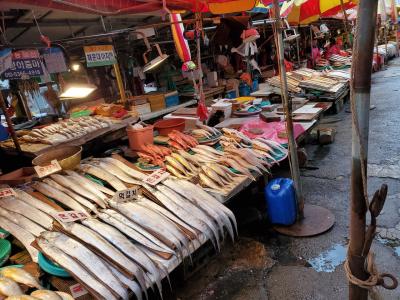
[
  {"xmin": 280, "ymin": 0, "xmax": 358, "ymax": 25},
  {"xmin": 328, "ymin": 8, "xmax": 357, "ymax": 21},
  {"xmin": 207, "ymin": 0, "xmax": 257, "ymax": 14},
  {"xmin": 249, "ymin": 0, "xmax": 286, "ymax": 13}
]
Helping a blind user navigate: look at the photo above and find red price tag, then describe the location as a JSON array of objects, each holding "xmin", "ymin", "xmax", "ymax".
[
  {"xmin": 53, "ymin": 211, "xmax": 89, "ymax": 223},
  {"xmin": 69, "ymin": 283, "xmax": 88, "ymax": 298},
  {"xmin": 34, "ymin": 159, "xmax": 62, "ymax": 178},
  {"xmin": 0, "ymin": 188, "xmax": 16, "ymax": 198},
  {"xmin": 143, "ymin": 169, "xmax": 170, "ymax": 186}
]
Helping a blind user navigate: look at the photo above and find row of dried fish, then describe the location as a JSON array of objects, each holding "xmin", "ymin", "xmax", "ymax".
[
  {"xmin": 20, "ymin": 116, "xmax": 113, "ymax": 145},
  {"xmin": 0, "ymin": 154, "xmax": 237, "ymax": 299},
  {"xmin": 267, "ymin": 75, "xmax": 302, "ymax": 93}
]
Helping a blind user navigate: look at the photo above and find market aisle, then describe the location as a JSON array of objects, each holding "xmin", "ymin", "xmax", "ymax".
[{"xmin": 172, "ymin": 58, "xmax": 400, "ymax": 300}]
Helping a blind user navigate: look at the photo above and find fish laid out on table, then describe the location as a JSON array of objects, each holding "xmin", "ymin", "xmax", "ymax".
[{"xmin": 0, "ymin": 153, "xmax": 237, "ymax": 300}]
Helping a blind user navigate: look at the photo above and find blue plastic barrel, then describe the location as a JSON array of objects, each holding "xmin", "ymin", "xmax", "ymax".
[
  {"xmin": 239, "ymin": 83, "xmax": 251, "ymax": 96},
  {"xmin": 252, "ymin": 79, "xmax": 259, "ymax": 91},
  {"xmin": 265, "ymin": 178, "xmax": 297, "ymax": 225}
]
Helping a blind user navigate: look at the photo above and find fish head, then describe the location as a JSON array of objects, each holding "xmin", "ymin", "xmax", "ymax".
[{"xmin": 40, "ymin": 231, "xmax": 62, "ymax": 241}]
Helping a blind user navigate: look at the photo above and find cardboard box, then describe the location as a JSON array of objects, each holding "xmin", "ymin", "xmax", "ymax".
[
  {"xmin": 132, "ymin": 103, "xmax": 151, "ymax": 115},
  {"xmin": 207, "ymin": 71, "xmax": 218, "ymax": 87},
  {"xmin": 129, "ymin": 95, "xmax": 148, "ymax": 106},
  {"xmin": 146, "ymin": 93, "xmax": 166, "ymax": 111}
]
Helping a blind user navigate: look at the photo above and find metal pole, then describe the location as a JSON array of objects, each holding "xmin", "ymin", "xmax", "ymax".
[
  {"xmin": 340, "ymin": 0, "xmax": 351, "ymax": 47},
  {"xmin": 310, "ymin": 26, "xmax": 314, "ymax": 68},
  {"xmin": 113, "ymin": 63, "xmax": 127, "ymax": 107},
  {"xmin": 348, "ymin": 0, "xmax": 378, "ymax": 298},
  {"xmin": 0, "ymin": 92, "xmax": 21, "ymax": 153},
  {"xmin": 296, "ymin": 36, "xmax": 301, "ymax": 67},
  {"xmin": 273, "ymin": 0, "xmax": 304, "ymax": 218},
  {"xmin": 384, "ymin": 25, "xmax": 388, "ymax": 64}
]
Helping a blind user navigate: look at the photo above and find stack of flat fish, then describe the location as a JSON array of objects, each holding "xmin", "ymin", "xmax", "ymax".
[{"xmin": 0, "ymin": 154, "xmax": 237, "ymax": 299}]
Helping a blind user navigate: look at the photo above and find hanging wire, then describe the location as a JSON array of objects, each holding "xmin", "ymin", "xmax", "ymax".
[{"xmin": 32, "ymin": 10, "xmax": 43, "ymax": 36}]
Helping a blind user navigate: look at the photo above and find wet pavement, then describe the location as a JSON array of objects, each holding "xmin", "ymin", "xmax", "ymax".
[{"xmin": 173, "ymin": 58, "xmax": 400, "ymax": 300}]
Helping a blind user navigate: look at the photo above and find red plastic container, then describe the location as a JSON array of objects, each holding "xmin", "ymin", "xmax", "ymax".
[
  {"xmin": 154, "ymin": 118, "xmax": 185, "ymax": 136},
  {"xmin": 126, "ymin": 125, "xmax": 154, "ymax": 151}
]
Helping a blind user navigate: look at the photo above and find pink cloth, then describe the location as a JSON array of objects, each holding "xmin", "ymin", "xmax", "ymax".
[
  {"xmin": 240, "ymin": 120, "xmax": 305, "ymax": 144},
  {"xmin": 312, "ymin": 47, "xmax": 321, "ymax": 61}
]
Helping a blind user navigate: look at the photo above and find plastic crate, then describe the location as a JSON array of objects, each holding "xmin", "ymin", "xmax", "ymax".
[{"xmin": 165, "ymin": 91, "xmax": 179, "ymax": 107}]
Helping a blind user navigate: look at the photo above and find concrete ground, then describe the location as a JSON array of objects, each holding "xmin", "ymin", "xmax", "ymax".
[{"xmin": 172, "ymin": 59, "xmax": 400, "ymax": 299}]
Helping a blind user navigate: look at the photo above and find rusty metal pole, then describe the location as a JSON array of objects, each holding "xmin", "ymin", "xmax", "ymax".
[
  {"xmin": 0, "ymin": 92, "xmax": 21, "ymax": 153},
  {"xmin": 272, "ymin": 0, "xmax": 304, "ymax": 218},
  {"xmin": 348, "ymin": 0, "xmax": 378, "ymax": 299}
]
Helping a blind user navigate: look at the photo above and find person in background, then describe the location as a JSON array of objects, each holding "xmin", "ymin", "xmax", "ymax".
[
  {"xmin": 325, "ymin": 37, "xmax": 341, "ymax": 59},
  {"xmin": 311, "ymin": 39, "xmax": 321, "ymax": 66}
]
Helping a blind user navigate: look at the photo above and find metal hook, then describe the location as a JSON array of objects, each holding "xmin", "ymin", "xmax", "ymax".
[{"xmin": 379, "ymin": 273, "xmax": 398, "ymax": 290}]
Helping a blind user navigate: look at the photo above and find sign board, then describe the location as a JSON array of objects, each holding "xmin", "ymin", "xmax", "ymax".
[
  {"xmin": 69, "ymin": 283, "xmax": 88, "ymax": 298},
  {"xmin": 0, "ymin": 49, "xmax": 12, "ymax": 75},
  {"xmin": 53, "ymin": 211, "xmax": 89, "ymax": 223},
  {"xmin": 43, "ymin": 47, "xmax": 68, "ymax": 73},
  {"xmin": 0, "ymin": 188, "xmax": 16, "ymax": 198},
  {"xmin": 2, "ymin": 49, "xmax": 44, "ymax": 80},
  {"xmin": 83, "ymin": 45, "xmax": 117, "ymax": 67},
  {"xmin": 112, "ymin": 186, "xmax": 141, "ymax": 202},
  {"xmin": 34, "ymin": 160, "xmax": 62, "ymax": 178},
  {"xmin": 143, "ymin": 169, "xmax": 170, "ymax": 186}
]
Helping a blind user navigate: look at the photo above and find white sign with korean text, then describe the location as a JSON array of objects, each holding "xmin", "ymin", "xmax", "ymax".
[
  {"xmin": 143, "ymin": 169, "xmax": 170, "ymax": 186},
  {"xmin": 0, "ymin": 188, "xmax": 16, "ymax": 198},
  {"xmin": 52, "ymin": 211, "xmax": 89, "ymax": 223},
  {"xmin": 34, "ymin": 160, "xmax": 62, "ymax": 178},
  {"xmin": 112, "ymin": 186, "xmax": 141, "ymax": 202}
]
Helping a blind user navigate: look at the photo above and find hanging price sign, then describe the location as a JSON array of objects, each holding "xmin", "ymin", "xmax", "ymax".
[
  {"xmin": 34, "ymin": 160, "xmax": 62, "ymax": 178},
  {"xmin": 143, "ymin": 169, "xmax": 170, "ymax": 186},
  {"xmin": 113, "ymin": 186, "xmax": 141, "ymax": 202},
  {"xmin": 52, "ymin": 211, "xmax": 89, "ymax": 223},
  {"xmin": 0, "ymin": 188, "xmax": 16, "ymax": 198}
]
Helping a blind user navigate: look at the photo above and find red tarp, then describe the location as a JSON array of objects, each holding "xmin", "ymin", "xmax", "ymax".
[{"xmin": 0, "ymin": 0, "xmax": 212, "ymax": 14}]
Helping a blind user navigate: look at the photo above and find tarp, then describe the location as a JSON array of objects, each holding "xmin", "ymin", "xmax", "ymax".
[{"xmin": 0, "ymin": 0, "xmax": 256, "ymax": 14}]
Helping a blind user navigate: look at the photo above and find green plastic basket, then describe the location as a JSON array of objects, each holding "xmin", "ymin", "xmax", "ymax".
[{"xmin": 38, "ymin": 252, "xmax": 70, "ymax": 278}]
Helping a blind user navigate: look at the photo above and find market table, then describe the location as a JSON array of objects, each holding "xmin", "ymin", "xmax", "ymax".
[
  {"xmin": 139, "ymin": 100, "xmax": 197, "ymax": 121},
  {"xmin": 180, "ymin": 86, "xmax": 226, "ymax": 106},
  {"xmin": 250, "ymin": 82, "xmax": 281, "ymax": 97},
  {"xmin": 0, "ymin": 116, "xmax": 138, "ymax": 157}
]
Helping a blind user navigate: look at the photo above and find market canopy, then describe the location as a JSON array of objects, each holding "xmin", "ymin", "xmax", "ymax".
[
  {"xmin": 0, "ymin": 0, "xmax": 258, "ymax": 14},
  {"xmin": 281, "ymin": 0, "xmax": 358, "ymax": 24}
]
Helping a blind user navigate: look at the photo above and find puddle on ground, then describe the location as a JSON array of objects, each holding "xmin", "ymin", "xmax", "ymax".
[
  {"xmin": 307, "ymin": 244, "xmax": 347, "ymax": 273},
  {"xmin": 377, "ymin": 236, "xmax": 400, "ymax": 257}
]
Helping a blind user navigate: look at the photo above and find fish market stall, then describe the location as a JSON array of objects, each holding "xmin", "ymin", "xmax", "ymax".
[
  {"xmin": 0, "ymin": 149, "xmax": 249, "ymax": 299},
  {"xmin": 0, "ymin": 115, "xmax": 138, "ymax": 158}
]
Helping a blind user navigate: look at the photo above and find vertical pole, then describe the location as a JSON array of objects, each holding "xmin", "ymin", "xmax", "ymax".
[
  {"xmin": 340, "ymin": 0, "xmax": 351, "ymax": 47},
  {"xmin": 310, "ymin": 26, "xmax": 314, "ymax": 68},
  {"xmin": 113, "ymin": 63, "xmax": 127, "ymax": 107},
  {"xmin": 296, "ymin": 36, "xmax": 301, "ymax": 66},
  {"xmin": 273, "ymin": 0, "xmax": 304, "ymax": 218},
  {"xmin": 0, "ymin": 92, "xmax": 21, "ymax": 153},
  {"xmin": 348, "ymin": 0, "xmax": 378, "ymax": 299},
  {"xmin": 384, "ymin": 25, "xmax": 388, "ymax": 64},
  {"xmin": 392, "ymin": 0, "xmax": 400, "ymax": 56}
]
